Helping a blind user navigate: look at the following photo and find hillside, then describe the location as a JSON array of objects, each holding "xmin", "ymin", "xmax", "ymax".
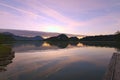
[
  {"xmin": 79, "ymin": 34, "xmax": 119, "ymax": 41},
  {"xmin": 0, "ymin": 29, "xmax": 84, "ymax": 38},
  {"xmin": 0, "ymin": 32, "xmax": 43, "ymax": 41}
]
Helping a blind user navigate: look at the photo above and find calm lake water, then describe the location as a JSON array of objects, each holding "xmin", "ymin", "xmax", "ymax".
[{"xmin": 0, "ymin": 41, "xmax": 119, "ymax": 80}]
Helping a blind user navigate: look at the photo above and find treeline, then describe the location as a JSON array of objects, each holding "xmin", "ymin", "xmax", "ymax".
[
  {"xmin": 0, "ymin": 31, "xmax": 120, "ymax": 43},
  {"xmin": 0, "ymin": 33, "xmax": 14, "ymax": 43},
  {"xmin": 79, "ymin": 35, "xmax": 116, "ymax": 41},
  {"xmin": 80, "ymin": 32, "xmax": 120, "ymax": 42},
  {"xmin": 45, "ymin": 34, "xmax": 79, "ymax": 41},
  {"xmin": 45, "ymin": 32, "xmax": 120, "ymax": 42},
  {"xmin": 0, "ymin": 32, "xmax": 43, "ymax": 43},
  {"xmin": 115, "ymin": 31, "xmax": 120, "ymax": 41}
]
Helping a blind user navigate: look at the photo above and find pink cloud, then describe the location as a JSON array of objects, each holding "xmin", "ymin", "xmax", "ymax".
[
  {"xmin": 0, "ymin": 2, "xmax": 47, "ymax": 20},
  {"xmin": 14, "ymin": 0, "xmax": 84, "ymax": 26},
  {"xmin": 0, "ymin": 0, "xmax": 119, "ymax": 35}
]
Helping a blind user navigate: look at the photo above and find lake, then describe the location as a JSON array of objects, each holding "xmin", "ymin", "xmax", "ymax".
[{"xmin": 0, "ymin": 41, "xmax": 119, "ymax": 80}]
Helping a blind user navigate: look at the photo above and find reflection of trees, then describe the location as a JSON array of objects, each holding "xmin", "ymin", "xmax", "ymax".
[
  {"xmin": 0, "ymin": 45, "xmax": 15, "ymax": 72},
  {"xmin": 80, "ymin": 41, "xmax": 120, "ymax": 52},
  {"xmin": 69, "ymin": 41, "xmax": 79, "ymax": 46},
  {"xmin": 115, "ymin": 42, "xmax": 120, "ymax": 52},
  {"xmin": 46, "ymin": 41, "xmax": 69, "ymax": 48},
  {"xmin": 46, "ymin": 41, "xmax": 80, "ymax": 48},
  {"xmin": 115, "ymin": 31, "xmax": 120, "ymax": 41},
  {"xmin": 46, "ymin": 41, "xmax": 120, "ymax": 51},
  {"xmin": 13, "ymin": 41, "xmax": 44, "ymax": 47},
  {"xmin": 116, "ymin": 48, "xmax": 120, "ymax": 52}
]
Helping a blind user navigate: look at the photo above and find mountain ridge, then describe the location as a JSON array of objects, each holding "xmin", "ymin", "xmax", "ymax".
[
  {"xmin": 1, "ymin": 32, "xmax": 43, "ymax": 41},
  {"xmin": 0, "ymin": 29, "xmax": 84, "ymax": 38}
]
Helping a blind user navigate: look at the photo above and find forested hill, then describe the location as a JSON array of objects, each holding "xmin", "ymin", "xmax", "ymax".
[
  {"xmin": 0, "ymin": 32, "xmax": 43, "ymax": 43},
  {"xmin": 80, "ymin": 33, "xmax": 120, "ymax": 41}
]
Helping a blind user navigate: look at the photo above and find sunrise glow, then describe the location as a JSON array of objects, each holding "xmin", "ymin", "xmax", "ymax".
[
  {"xmin": 44, "ymin": 25, "xmax": 63, "ymax": 33},
  {"xmin": 0, "ymin": 0, "xmax": 120, "ymax": 35}
]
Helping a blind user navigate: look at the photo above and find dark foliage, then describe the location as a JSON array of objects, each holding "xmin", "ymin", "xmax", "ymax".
[
  {"xmin": 115, "ymin": 31, "xmax": 120, "ymax": 42},
  {"xmin": 69, "ymin": 37, "xmax": 79, "ymax": 41},
  {"xmin": 0, "ymin": 33, "xmax": 15, "ymax": 43},
  {"xmin": 45, "ymin": 34, "xmax": 69, "ymax": 41},
  {"xmin": 80, "ymin": 35, "xmax": 117, "ymax": 41},
  {"xmin": 46, "ymin": 41, "xmax": 69, "ymax": 48},
  {"xmin": 0, "ymin": 45, "xmax": 15, "ymax": 72},
  {"xmin": 80, "ymin": 41, "xmax": 120, "ymax": 52},
  {"xmin": 0, "ymin": 32, "xmax": 43, "ymax": 41},
  {"xmin": 69, "ymin": 41, "xmax": 79, "ymax": 46}
]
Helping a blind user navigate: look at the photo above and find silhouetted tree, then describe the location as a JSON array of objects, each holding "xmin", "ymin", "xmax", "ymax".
[
  {"xmin": 115, "ymin": 31, "xmax": 120, "ymax": 42},
  {"xmin": 69, "ymin": 37, "xmax": 79, "ymax": 41}
]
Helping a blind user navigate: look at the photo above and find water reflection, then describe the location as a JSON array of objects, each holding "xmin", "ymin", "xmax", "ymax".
[
  {"xmin": 12, "ymin": 41, "xmax": 84, "ymax": 53},
  {"xmin": 12, "ymin": 41, "xmax": 44, "ymax": 47},
  {"xmin": 80, "ymin": 41, "xmax": 120, "ymax": 52},
  {"xmin": 46, "ymin": 41, "xmax": 69, "ymax": 48},
  {"xmin": 11, "ymin": 41, "xmax": 120, "ymax": 52},
  {"xmin": 0, "ymin": 45, "xmax": 15, "ymax": 72},
  {"xmin": 69, "ymin": 41, "xmax": 79, "ymax": 46},
  {"xmin": 0, "ymin": 41, "xmax": 120, "ymax": 80}
]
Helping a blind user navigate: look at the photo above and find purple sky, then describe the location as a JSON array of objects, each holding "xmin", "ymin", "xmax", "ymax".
[{"xmin": 0, "ymin": 0, "xmax": 120, "ymax": 35}]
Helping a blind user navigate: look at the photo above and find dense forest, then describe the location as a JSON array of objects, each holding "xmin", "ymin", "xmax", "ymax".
[{"xmin": 80, "ymin": 31, "xmax": 120, "ymax": 42}]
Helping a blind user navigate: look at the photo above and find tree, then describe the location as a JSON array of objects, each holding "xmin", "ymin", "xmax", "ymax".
[
  {"xmin": 115, "ymin": 31, "xmax": 120, "ymax": 41},
  {"xmin": 0, "ymin": 33, "xmax": 14, "ymax": 43}
]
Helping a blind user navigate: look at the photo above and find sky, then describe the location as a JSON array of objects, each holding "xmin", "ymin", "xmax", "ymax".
[{"xmin": 0, "ymin": 0, "xmax": 120, "ymax": 35}]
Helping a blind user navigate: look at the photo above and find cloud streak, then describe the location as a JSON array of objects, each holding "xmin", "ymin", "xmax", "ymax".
[
  {"xmin": 0, "ymin": 0, "xmax": 120, "ymax": 35},
  {"xmin": 14, "ymin": 0, "xmax": 83, "ymax": 26},
  {"xmin": 0, "ymin": 2, "xmax": 47, "ymax": 20}
]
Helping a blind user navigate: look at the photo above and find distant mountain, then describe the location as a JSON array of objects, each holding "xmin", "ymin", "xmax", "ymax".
[
  {"xmin": 1, "ymin": 32, "xmax": 43, "ymax": 41},
  {"xmin": 44, "ymin": 34, "xmax": 81, "ymax": 48},
  {"xmin": 0, "ymin": 29, "xmax": 84, "ymax": 38},
  {"xmin": 12, "ymin": 35, "xmax": 43, "ymax": 41},
  {"xmin": 45, "ymin": 34, "xmax": 80, "ymax": 42}
]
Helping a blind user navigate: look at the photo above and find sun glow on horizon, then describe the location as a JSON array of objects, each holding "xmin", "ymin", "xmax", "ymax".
[
  {"xmin": 42, "ymin": 42, "xmax": 51, "ymax": 47},
  {"xmin": 0, "ymin": 0, "xmax": 119, "ymax": 35},
  {"xmin": 44, "ymin": 25, "xmax": 64, "ymax": 33}
]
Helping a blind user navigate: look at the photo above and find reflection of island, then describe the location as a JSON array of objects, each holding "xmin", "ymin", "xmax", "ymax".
[
  {"xmin": 69, "ymin": 41, "xmax": 79, "ymax": 46},
  {"xmin": 46, "ymin": 41, "xmax": 69, "ymax": 48},
  {"xmin": 46, "ymin": 41, "xmax": 80, "ymax": 48},
  {"xmin": 0, "ymin": 45, "xmax": 15, "ymax": 72},
  {"xmin": 12, "ymin": 41, "xmax": 80, "ymax": 52},
  {"xmin": 7, "ymin": 41, "xmax": 120, "ymax": 53},
  {"xmin": 5, "ymin": 41, "xmax": 120, "ymax": 53}
]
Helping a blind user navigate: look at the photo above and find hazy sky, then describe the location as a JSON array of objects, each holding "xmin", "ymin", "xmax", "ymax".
[{"xmin": 0, "ymin": 0, "xmax": 120, "ymax": 35}]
